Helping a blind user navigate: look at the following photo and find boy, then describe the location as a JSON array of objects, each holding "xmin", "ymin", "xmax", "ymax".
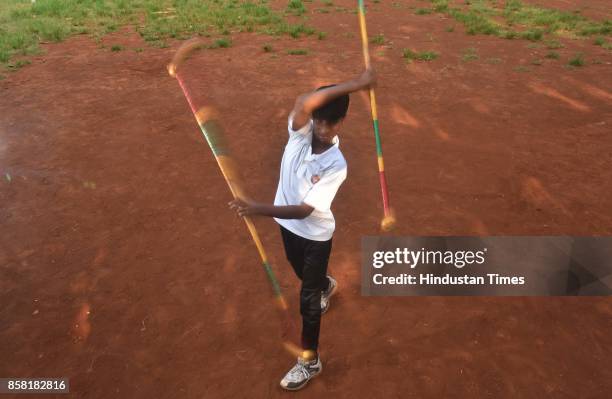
[{"xmin": 229, "ymin": 68, "xmax": 376, "ymax": 390}]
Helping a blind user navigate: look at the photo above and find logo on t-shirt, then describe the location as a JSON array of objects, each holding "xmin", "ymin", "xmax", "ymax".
[{"xmin": 311, "ymin": 175, "xmax": 321, "ymax": 184}]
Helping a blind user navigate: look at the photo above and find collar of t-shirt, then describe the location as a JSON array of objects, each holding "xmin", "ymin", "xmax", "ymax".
[{"xmin": 304, "ymin": 134, "xmax": 339, "ymax": 162}]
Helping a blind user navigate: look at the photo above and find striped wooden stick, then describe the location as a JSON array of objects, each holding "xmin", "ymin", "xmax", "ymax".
[
  {"xmin": 357, "ymin": 0, "xmax": 395, "ymax": 231},
  {"xmin": 174, "ymin": 71, "xmax": 287, "ymax": 311}
]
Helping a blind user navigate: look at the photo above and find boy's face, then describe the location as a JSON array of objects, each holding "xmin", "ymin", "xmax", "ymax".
[{"xmin": 313, "ymin": 118, "xmax": 343, "ymax": 144}]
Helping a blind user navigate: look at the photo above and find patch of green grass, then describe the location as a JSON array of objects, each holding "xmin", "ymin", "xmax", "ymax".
[
  {"xmin": 504, "ymin": 1, "xmax": 577, "ymax": 27},
  {"xmin": 417, "ymin": 50, "xmax": 439, "ymax": 61},
  {"xmin": 210, "ymin": 38, "xmax": 232, "ymax": 49},
  {"xmin": 139, "ymin": 2, "xmax": 294, "ymax": 41},
  {"xmin": 287, "ymin": 0, "xmax": 306, "ymax": 16},
  {"xmin": 263, "ymin": 43, "xmax": 273, "ymax": 52},
  {"xmin": 450, "ymin": 8, "xmax": 501, "ymax": 36},
  {"xmin": 519, "ymin": 29, "xmax": 544, "ymax": 41},
  {"xmin": 603, "ymin": 42, "xmax": 612, "ymax": 50},
  {"xmin": 446, "ymin": 25, "xmax": 455, "ymax": 32},
  {"xmin": 531, "ymin": 58, "xmax": 542, "ymax": 65},
  {"xmin": 545, "ymin": 51, "xmax": 560, "ymax": 59},
  {"xmin": 568, "ymin": 53, "xmax": 584, "ymax": 67},
  {"xmin": 416, "ymin": 8, "xmax": 433, "ymax": 15},
  {"xmin": 427, "ymin": 0, "xmax": 611, "ymax": 42},
  {"xmin": 432, "ymin": 0, "xmax": 449, "ymax": 13},
  {"xmin": 579, "ymin": 22, "xmax": 612, "ymax": 36},
  {"xmin": 504, "ymin": 0, "xmax": 611, "ymax": 36},
  {"xmin": 514, "ymin": 65, "xmax": 530, "ymax": 72},
  {"xmin": 287, "ymin": 48, "xmax": 308, "ymax": 55},
  {"xmin": 0, "ymin": 0, "xmax": 316, "ymax": 70},
  {"xmin": 461, "ymin": 47, "xmax": 479, "ymax": 62},
  {"xmin": 286, "ymin": 24, "xmax": 315, "ymax": 38},
  {"xmin": 371, "ymin": 34, "xmax": 386, "ymax": 45},
  {"xmin": 545, "ymin": 39, "xmax": 564, "ymax": 49},
  {"xmin": 321, "ymin": 0, "xmax": 333, "ymax": 6},
  {"xmin": 403, "ymin": 48, "xmax": 439, "ymax": 62},
  {"xmin": 402, "ymin": 49, "xmax": 416, "ymax": 60},
  {"xmin": 7, "ymin": 59, "xmax": 31, "ymax": 70},
  {"xmin": 594, "ymin": 36, "xmax": 605, "ymax": 46},
  {"xmin": 110, "ymin": 44, "xmax": 123, "ymax": 52},
  {"xmin": 318, "ymin": 31, "xmax": 327, "ymax": 40},
  {"xmin": 0, "ymin": 49, "xmax": 9, "ymax": 64}
]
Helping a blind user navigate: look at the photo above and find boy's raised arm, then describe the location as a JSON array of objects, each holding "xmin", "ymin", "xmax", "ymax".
[{"xmin": 290, "ymin": 68, "xmax": 377, "ymax": 131}]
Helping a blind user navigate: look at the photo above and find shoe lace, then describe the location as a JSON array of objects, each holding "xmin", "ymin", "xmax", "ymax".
[{"xmin": 288, "ymin": 359, "xmax": 310, "ymax": 382}]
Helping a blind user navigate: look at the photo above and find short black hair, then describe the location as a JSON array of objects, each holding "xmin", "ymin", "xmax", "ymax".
[{"xmin": 312, "ymin": 84, "xmax": 350, "ymax": 125}]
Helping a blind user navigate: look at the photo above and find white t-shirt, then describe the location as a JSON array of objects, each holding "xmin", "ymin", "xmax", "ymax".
[{"xmin": 274, "ymin": 112, "xmax": 347, "ymax": 241}]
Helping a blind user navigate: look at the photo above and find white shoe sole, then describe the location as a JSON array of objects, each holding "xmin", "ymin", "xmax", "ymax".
[
  {"xmin": 280, "ymin": 365, "xmax": 322, "ymax": 391},
  {"xmin": 321, "ymin": 278, "xmax": 338, "ymax": 315},
  {"xmin": 327, "ymin": 279, "xmax": 338, "ymax": 299}
]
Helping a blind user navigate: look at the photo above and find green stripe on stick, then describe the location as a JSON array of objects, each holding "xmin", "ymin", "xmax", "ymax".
[
  {"xmin": 198, "ymin": 120, "xmax": 229, "ymax": 157},
  {"xmin": 373, "ymin": 119, "xmax": 383, "ymax": 157},
  {"xmin": 263, "ymin": 261, "xmax": 282, "ymax": 296}
]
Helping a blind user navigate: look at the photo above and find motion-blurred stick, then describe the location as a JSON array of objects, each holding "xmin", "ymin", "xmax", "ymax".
[
  {"xmin": 357, "ymin": 0, "xmax": 396, "ymax": 232},
  {"xmin": 167, "ymin": 39, "xmax": 287, "ymax": 312}
]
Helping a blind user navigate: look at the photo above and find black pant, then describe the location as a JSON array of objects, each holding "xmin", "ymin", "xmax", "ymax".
[{"xmin": 280, "ymin": 226, "xmax": 332, "ymax": 352}]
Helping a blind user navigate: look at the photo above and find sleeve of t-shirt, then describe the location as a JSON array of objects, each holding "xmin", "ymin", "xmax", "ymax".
[
  {"xmin": 288, "ymin": 111, "xmax": 313, "ymax": 139},
  {"xmin": 303, "ymin": 167, "xmax": 347, "ymax": 213}
]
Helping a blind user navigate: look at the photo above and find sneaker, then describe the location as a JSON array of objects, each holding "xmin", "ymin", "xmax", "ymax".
[
  {"xmin": 321, "ymin": 275, "xmax": 338, "ymax": 314},
  {"xmin": 280, "ymin": 356, "xmax": 322, "ymax": 391}
]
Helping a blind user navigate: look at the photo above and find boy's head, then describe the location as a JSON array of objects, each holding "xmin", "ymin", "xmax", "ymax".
[{"xmin": 312, "ymin": 84, "xmax": 350, "ymax": 143}]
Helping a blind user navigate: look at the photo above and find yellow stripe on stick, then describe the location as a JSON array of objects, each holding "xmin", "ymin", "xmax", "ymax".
[
  {"xmin": 358, "ymin": 11, "xmax": 370, "ymax": 67},
  {"xmin": 370, "ymin": 92, "xmax": 378, "ymax": 120},
  {"xmin": 244, "ymin": 217, "xmax": 269, "ymax": 264},
  {"xmin": 195, "ymin": 106, "xmax": 219, "ymax": 125},
  {"xmin": 216, "ymin": 155, "xmax": 245, "ymax": 198}
]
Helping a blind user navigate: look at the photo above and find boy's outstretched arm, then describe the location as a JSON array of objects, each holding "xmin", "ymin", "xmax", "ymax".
[
  {"xmin": 291, "ymin": 68, "xmax": 377, "ymax": 131},
  {"xmin": 229, "ymin": 199, "xmax": 314, "ymax": 220}
]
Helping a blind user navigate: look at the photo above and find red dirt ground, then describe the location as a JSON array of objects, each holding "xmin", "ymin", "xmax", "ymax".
[{"xmin": 1, "ymin": 1, "xmax": 611, "ymax": 398}]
